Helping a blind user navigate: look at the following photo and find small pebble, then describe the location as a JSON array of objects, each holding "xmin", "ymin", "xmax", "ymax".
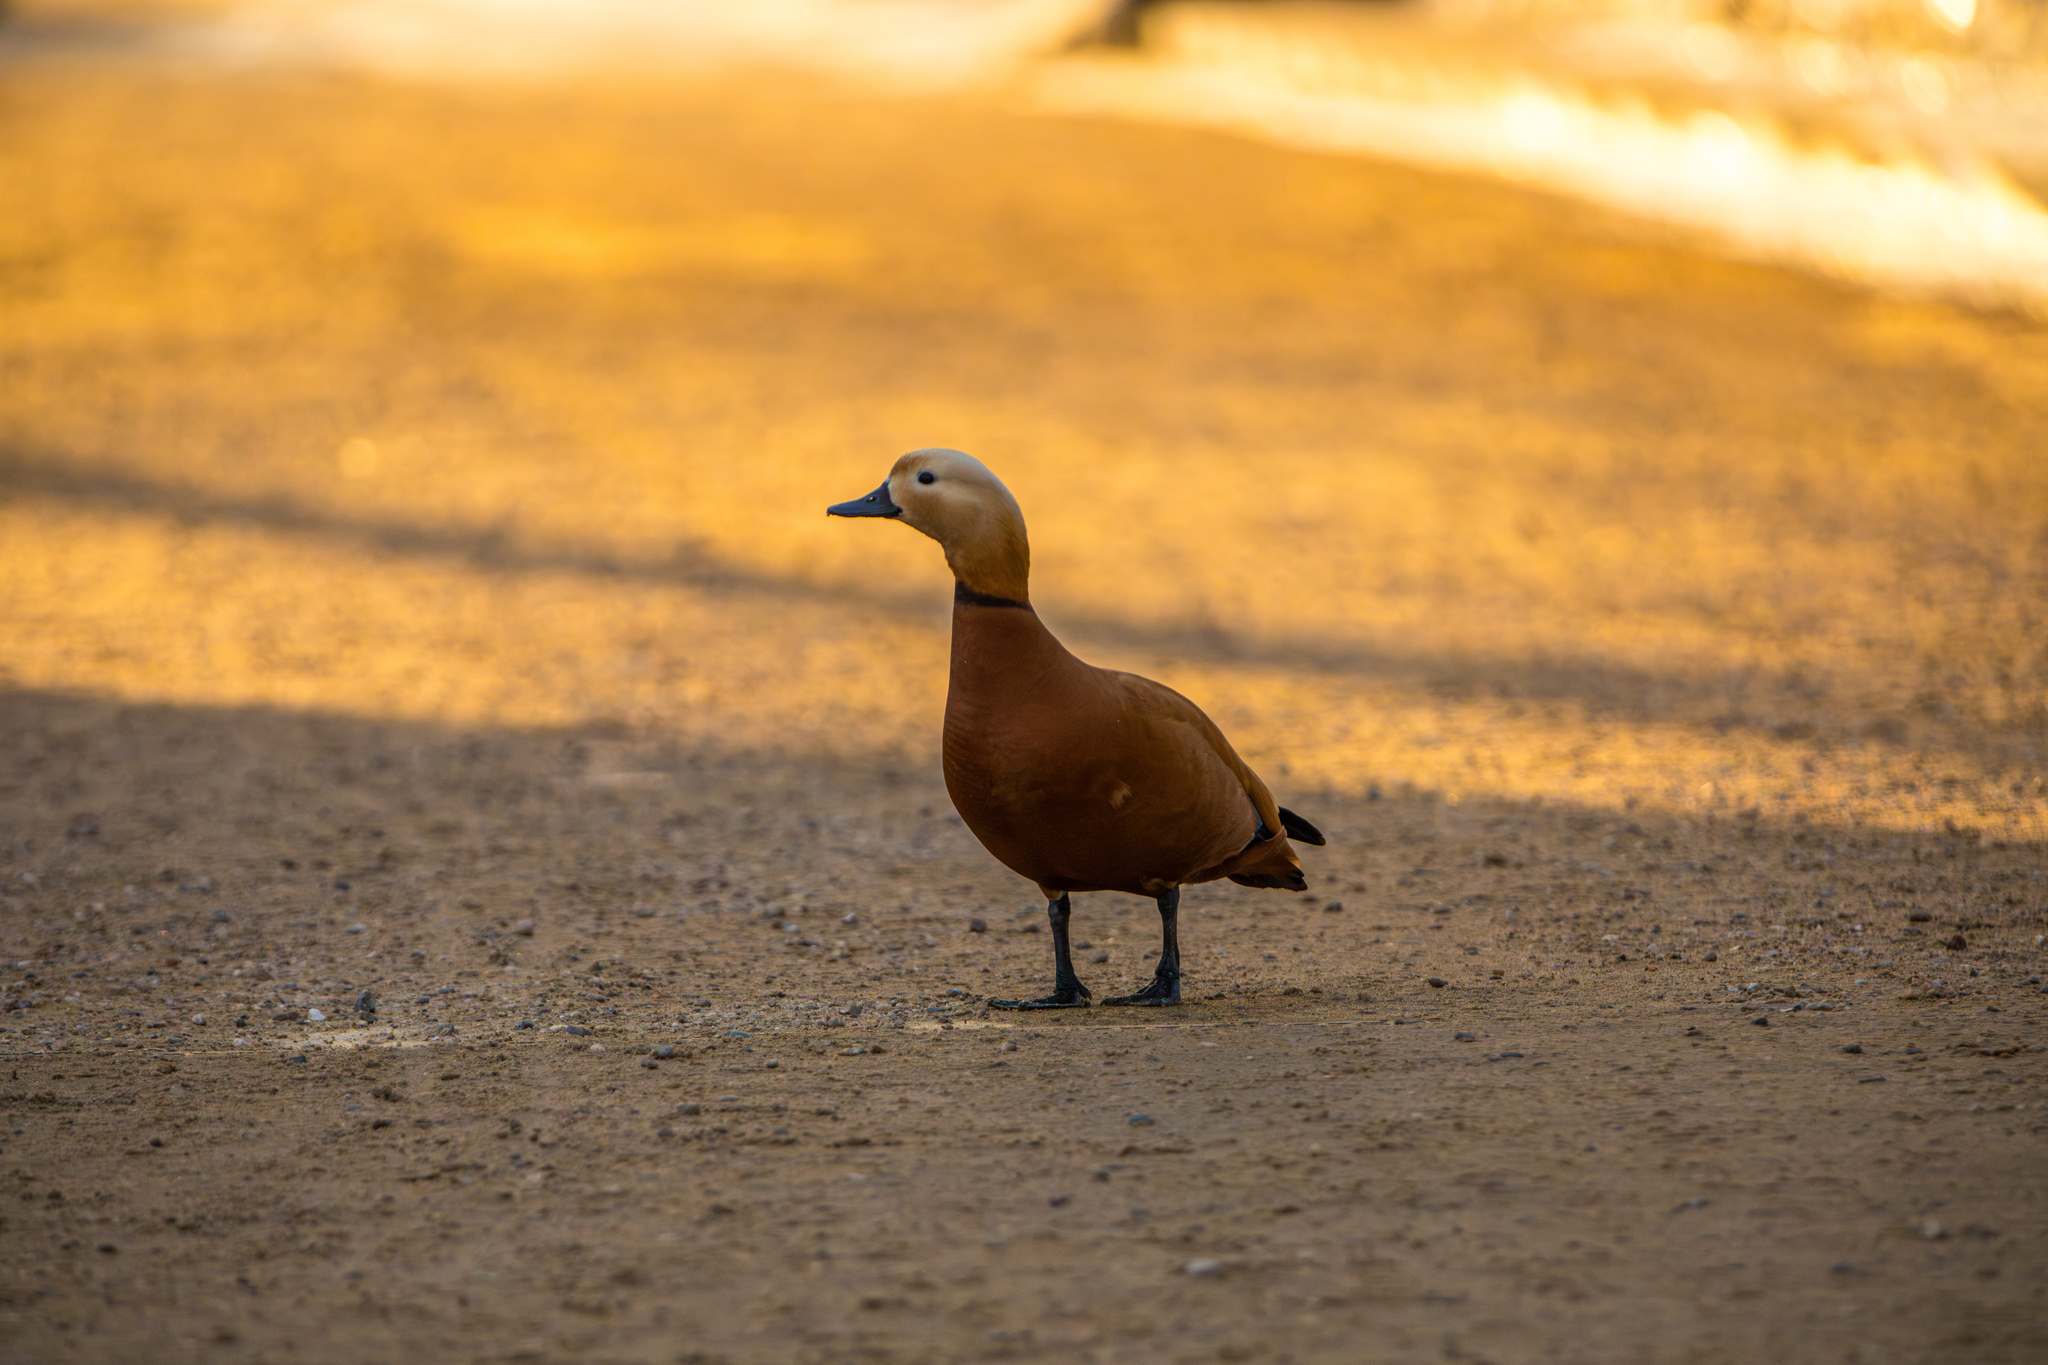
[
  {"xmin": 1001, "ymin": 1039, "xmax": 1017, "ymax": 1052},
  {"xmin": 306, "ymin": 1008, "xmax": 326, "ymax": 1022},
  {"xmin": 764, "ymin": 1058, "xmax": 780, "ymax": 1069},
  {"xmin": 1946, "ymin": 934, "xmax": 1967, "ymax": 951},
  {"xmin": 841, "ymin": 913, "xmax": 857, "ymax": 924},
  {"xmin": 513, "ymin": 1019, "xmax": 534, "ymax": 1030},
  {"xmin": 1751, "ymin": 1016, "xmax": 1769, "ymax": 1027},
  {"xmin": 514, "ymin": 919, "xmax": 536, "ymax": 936},
  {"xmin": 560, "ymin": 1024, "xmax": 591, "ymax": 1037},
  {"xmin": 1048, "ymin": 1194, "xmax": 1070, "ymax": 1206},
  {"xmin": 354, "ymin": 990, "xmax": 376, "ymax": 1015},
  {"xmin": 588, "ymin": 1044, "xmax": 606, "ymax": 1055},
  {"xmin": 1426, "ymin": 977, "xmax": 1447, "ymax": 988},
  {"xmin": 1916, "ymin": 1220, "xmax": 1947, "ymax": 1241},
  {"xmin": 1323, "ymin": 901, "xmax": 1343, "ymax": 913},
  {"xmin": 190, "ymin": 1014, "xmax": 206, "ymax": 1026},
  {"xmin": 1127, "ymin": 1113, "xmax": 1154, "ymax": 1126},
  {"xmin": 967, "ymin": 918, "xmax": 988, "ymax": 934},
  {"xmin": 1842, "ymin": 1043, "xmax": 1863, "ymax": 1054},
  {"xmin": 639, "ymin": 1055, "xmax": 658, "ymax": 1069},
  {"xmin": 1089, "ymin": 950, "xmax": 1110, "ymax": 964},
  {"xmin": 652, "ymin": 1045, "xmax": 675, "ymax": 1059},
  {"xmin": 1453, "ymin": 1032, "xmax": 1476, "ymax": 1041},
  {"xmin": 344, "ymin": 923, "xmax": 365, "ymax": 935},
  {"xmin": 1183, "ymin": 1259, "xmax": 1223, "ymax": 1277}
]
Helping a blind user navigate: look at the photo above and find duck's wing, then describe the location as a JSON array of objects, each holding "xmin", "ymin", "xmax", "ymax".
[{"xmin": 1105, "ymin": 670, "xmax": 1284, "ymax": 838}]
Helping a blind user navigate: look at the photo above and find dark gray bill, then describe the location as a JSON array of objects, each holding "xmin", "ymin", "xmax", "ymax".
[{"xmin": 826, "ymin": 481, "xmax": 901, "ymax": 518}]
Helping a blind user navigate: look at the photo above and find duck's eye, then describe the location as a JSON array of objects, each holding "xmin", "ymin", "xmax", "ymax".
[{"xmin": 917, "ymin": 471, "xmax": 936, "ymax": 485}]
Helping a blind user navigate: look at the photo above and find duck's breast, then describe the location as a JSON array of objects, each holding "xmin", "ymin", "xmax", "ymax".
[{"xmin": 942, "ymin": 607, "xmax": 1256, "ymax": 895}]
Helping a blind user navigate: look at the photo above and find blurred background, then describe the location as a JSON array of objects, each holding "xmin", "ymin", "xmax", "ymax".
[{"xmin": 2, "ymin": 0, "xmax": 2045, "ymax": 841}]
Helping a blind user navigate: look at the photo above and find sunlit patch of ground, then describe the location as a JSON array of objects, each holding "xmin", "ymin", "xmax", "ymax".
[
  {"xmin": 1035, "ymin": 3, "xmax": 2048, "ymax": 313},
  {"xmin": 1, "ymin": 59, "xmax": 2044, "ymax": 842}
]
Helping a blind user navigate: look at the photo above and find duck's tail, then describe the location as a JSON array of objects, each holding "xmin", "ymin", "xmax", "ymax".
[
  {"xmin": 1276, "ymin": 806, "xmax": 1325, "ymax": 845},
  {"xmin": 1226, "ymin": 827, "xmax": 1308, "ymax": 892}
]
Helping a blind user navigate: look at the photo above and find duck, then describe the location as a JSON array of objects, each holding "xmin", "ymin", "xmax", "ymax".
[{"xmin": 828, "ymin": 448, "xmax": 1324, "ymax": 1008}]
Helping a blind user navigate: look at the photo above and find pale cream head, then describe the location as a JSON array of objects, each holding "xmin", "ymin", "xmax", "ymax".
[{"xmin": 886, "ymin": 448, "xmax": 1031, "ymax": 602}]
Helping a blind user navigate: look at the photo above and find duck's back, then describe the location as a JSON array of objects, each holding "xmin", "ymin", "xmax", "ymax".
[{"xmin": 942, "ymin": 601, "xmax": 1266, "ymax": 898}]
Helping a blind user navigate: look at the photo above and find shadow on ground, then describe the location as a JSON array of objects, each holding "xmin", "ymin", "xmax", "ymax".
[{"xmin": 2, "ymin": 683, "xmax": 2042, "ymax": 1362}]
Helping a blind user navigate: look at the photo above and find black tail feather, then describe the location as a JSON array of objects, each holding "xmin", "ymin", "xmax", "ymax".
[{"xmin": 1277, "ymin": 806, "xmax": 1325, "ymax": 847}]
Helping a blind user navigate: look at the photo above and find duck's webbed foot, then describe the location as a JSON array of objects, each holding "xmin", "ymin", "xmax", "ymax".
[
  {"xmin": 1102, "ymin": 967, "xmax": 1180, "ymax": 1007},
  {"xmin": 989, "ymin": 983, "xmax": 1092, "ymax": 1010}
]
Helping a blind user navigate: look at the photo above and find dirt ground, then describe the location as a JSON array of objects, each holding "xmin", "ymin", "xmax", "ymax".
[{"xmin": 2, "ymin": 7, "xmax": 2047, "ymax": 1362}]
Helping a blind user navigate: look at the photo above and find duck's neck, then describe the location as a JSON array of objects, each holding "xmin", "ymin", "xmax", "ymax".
[
  {"xmin": 941, "ymin": 508, "xmax": 1031, "ymax": 605},
  {"xmin": 947, "ymin": 585, "xmax": 1075, "ymax": 709}
]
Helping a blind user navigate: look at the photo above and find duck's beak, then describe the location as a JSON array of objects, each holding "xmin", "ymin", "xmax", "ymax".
[{"xmin": 827, "ymin": 480, "xmax": 901, "ymax": 519}]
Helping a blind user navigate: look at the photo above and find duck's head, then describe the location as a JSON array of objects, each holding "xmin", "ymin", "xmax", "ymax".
[{"xmin": 827, "ymin": 448, "xmax": 1030, "ymax": 603}]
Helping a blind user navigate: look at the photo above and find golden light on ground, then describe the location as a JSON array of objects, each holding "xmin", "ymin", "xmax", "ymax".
[
  {"xmin": 1, "ymin": 28, "xmax": 2044, "ymax": 843},
  {"xmin": 1036, "ymin": 4, "xmax": 2048, "ymax": 314}
]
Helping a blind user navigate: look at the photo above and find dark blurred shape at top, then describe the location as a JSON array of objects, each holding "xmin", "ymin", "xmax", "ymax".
[{"xmin": 1081, "ymin": 0, "xmax": 1403, "ymax": 47}]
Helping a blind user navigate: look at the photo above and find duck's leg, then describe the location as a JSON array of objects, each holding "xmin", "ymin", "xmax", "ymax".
[
  {"xmin": 988, "ymin": 893, "xmax": 1092, "ymax": 1010},
  {"xmin": 1102, "ymin": 886, "xmax": 1182, "ymax": 1006}
]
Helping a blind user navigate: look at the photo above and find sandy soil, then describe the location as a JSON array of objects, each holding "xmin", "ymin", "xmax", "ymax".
[
  {"xmin": 3, "ymin": 690, "xmax": 2047, "ymax": 1364},
  {"xmin": 1, "ymin": 13, "xmax": 2046, "ymax": 1363}
]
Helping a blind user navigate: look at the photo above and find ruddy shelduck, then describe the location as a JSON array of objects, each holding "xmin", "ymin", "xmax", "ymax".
[{"xmin": 828, "ymin": 448, "xmax": 1324, "ymax": 1008}]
